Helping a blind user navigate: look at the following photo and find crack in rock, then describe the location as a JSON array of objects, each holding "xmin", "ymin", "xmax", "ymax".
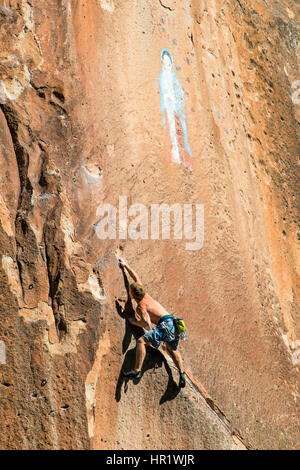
[{"xmin": 158, "ymin": 0, "xmax": 175, "ymax": 12}]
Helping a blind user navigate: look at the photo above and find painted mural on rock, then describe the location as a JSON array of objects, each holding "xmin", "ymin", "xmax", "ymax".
[{"xmin": 159, "ymin": 48, "xmax": 193, "ymax": 165}]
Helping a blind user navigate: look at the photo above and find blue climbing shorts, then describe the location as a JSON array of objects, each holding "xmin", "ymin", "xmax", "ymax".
[{"xmin": 144, "ymin": 314, "xmax": 179, "ymax": 351}]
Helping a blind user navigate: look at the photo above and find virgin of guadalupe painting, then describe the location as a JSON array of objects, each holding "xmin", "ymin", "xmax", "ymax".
[{"xmin": 159, "ymin": 48, "xmax": 193, "ymax": 166}]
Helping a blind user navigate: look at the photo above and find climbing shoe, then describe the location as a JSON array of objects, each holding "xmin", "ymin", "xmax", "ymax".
[
  {"xmin": 122, "ymin": 369, "xmax": 142, "ymax": 379},
  {"xmin": 179, "ymin": 372, "xmax": 186, "ymax": 388}
]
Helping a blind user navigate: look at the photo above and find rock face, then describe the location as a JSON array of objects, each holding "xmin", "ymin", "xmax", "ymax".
[{"xmin": 0, "ymin": 0, "xmax": 299, "ymax": 450}]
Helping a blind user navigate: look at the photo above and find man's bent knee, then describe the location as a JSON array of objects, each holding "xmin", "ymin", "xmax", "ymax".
[
  {"xmin": 166, "ymin": 343, "xmax": 176, "ymax": 352},
  {"xmin": 137, "ymin": 336, "xmax": 148, "ymax": 345}
]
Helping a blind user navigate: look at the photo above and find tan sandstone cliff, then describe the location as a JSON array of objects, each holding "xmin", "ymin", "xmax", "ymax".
[{"xmin": 0, "ymin": 0, "xmax": 299, "ymax": 449}]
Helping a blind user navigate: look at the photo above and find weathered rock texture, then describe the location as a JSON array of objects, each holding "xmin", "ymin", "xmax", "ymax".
[{"xmin": 0, "ymin": 0, "xmax": 299, "ymax": 450}]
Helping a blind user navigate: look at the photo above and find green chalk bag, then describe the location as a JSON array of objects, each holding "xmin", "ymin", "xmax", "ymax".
[{"xmin": 173, "ymin": 318, "xmax": 186, "ymax": 338}]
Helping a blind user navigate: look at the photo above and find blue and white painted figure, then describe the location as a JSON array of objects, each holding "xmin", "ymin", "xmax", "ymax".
[{"xmin": 159, "ymin": 49, "xmax": 193, "ymax": 164}]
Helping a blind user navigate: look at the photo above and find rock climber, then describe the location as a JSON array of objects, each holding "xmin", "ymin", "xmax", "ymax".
[{"xmin": 118, "ymin": 257, "xmax": 186, "ymax": 388}]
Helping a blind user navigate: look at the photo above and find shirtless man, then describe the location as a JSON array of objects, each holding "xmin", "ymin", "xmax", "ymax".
[{"xmin": 119, "ymin": 258, "xmax": 186, "ymax": 388}]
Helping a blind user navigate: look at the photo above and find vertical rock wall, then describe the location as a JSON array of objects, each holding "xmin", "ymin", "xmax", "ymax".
[{"xmin": 0, "ymin": 0, "xmax": 299, "ymax": 449}]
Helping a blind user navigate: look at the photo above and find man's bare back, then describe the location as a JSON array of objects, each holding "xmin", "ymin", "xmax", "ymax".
[{"xmin": 137, "ymin": 293, "xmax": 169, "ymax": 325}]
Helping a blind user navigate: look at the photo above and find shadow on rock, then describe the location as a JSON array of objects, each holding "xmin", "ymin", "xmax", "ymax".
[
  {"xmin": 159, "ymin": 358, "xmax": 181, "ymax": 404},
  {"xmin": 115, "ymin": 345, "xmax": 180, "ymax": 403}
]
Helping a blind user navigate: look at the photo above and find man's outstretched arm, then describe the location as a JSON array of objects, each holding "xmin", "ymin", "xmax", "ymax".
[{"xmin": 119, "ymin": 258, "xmax": 142, "ymax": 285}]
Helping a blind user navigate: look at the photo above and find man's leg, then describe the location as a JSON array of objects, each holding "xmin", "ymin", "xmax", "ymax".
[
  {"xmin": 166, "ymin": 345, "xmax": 184, "ymax": 373},
  {"xmin": 123, "ymin": 326, "xmax": 161, "ymax": 379},
  {"xmin": 166, "ymin": 345, "xmax": 186, "ymax": 388},
  {"xmin": 123, "ymin": 336, "xmax": 149, "ymax": 378},
  {"xmin": 134, "ymin": 336, "xmax": 147, "ymax": 372}
]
